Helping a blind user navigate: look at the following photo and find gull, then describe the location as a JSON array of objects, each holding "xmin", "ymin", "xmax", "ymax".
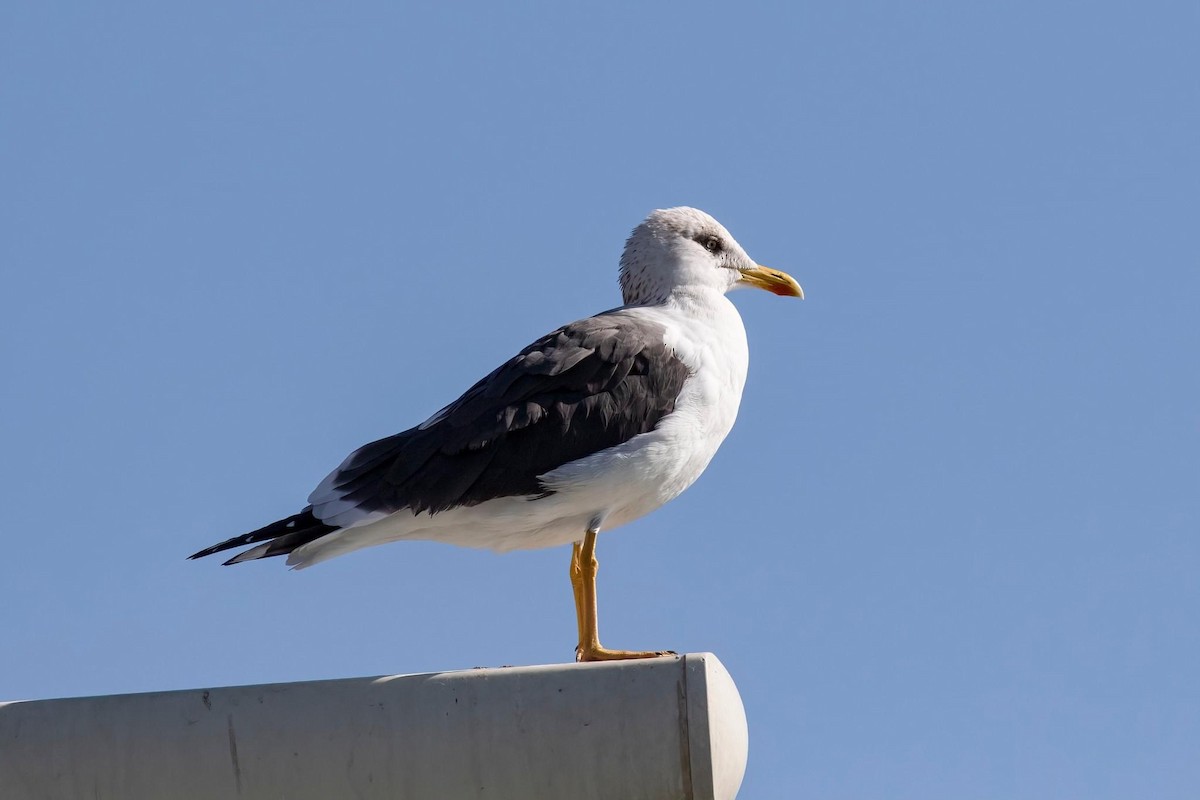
[{"xmin": 190, "ymin": 207, "xmax": 803, "ymax": 661}]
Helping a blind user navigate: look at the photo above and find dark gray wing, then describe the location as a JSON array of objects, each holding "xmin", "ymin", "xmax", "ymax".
[{"xmin": 309, "ymin": 310, "xmax": 691, "ymax": 521}]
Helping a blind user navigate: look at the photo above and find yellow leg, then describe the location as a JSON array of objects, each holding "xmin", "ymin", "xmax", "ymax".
[
  {"xmin": 572, "ymin": 527, "xmax": 675, "ymax": 662},
  {"xmin": 569, "ymin": 542, "xmax": 586, "ymax": 649}
]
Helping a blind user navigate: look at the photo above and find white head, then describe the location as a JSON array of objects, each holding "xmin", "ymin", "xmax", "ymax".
[{"xmin": 618, "ymin": 207, "xmax": 803, "ymax": 305}]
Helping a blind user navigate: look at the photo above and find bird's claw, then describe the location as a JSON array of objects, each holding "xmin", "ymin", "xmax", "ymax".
[{"xmin": 575, "ymin": 644, "xmax": 677, "ymax": 662}]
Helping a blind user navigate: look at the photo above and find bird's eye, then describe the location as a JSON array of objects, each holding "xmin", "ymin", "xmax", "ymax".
[{"xmin": 699, "ymin": 235, "xmax": 723, "ymax": 254}]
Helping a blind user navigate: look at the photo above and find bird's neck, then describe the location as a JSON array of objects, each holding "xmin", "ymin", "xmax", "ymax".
[{"xmin": 660, "ymin": 286, "xmax": 739, "ymax": 321}]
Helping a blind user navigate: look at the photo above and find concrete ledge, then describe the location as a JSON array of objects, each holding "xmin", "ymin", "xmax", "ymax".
[{"xmin": 0, "ymin": 653, "xmax": 747, "ymax": 800}]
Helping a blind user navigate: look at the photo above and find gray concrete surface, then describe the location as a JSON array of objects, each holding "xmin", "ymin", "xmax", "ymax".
[{"xmin": 0, "ymin": 652, "xmax": 747, "ymax": 799}]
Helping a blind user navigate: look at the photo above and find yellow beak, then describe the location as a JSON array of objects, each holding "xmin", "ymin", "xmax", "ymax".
[{"xmin": 737, "ymin": 265, "xmax": 804, "ymax": 298}]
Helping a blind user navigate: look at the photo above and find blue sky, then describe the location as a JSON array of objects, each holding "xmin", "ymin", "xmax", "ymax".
[{"xmin": 2, "ymin": 2, "xmax": 1197, "ymax": 797}]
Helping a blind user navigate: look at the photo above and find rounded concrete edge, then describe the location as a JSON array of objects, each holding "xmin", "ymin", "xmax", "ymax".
[{"xmin": 684, "ymin": 653, "xmax": 749, "ymax": 800}]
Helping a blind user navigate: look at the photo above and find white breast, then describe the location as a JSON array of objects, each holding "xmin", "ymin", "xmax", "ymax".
[{"xmin": 539, "ymin": 291, "xmax": 749, "ymax": 531}]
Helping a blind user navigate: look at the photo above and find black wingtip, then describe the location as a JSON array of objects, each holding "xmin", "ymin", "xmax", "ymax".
[
  {"xmin": 187, "ymin": 536, "xmax": 255, "ymax": 562},
  {"xmin": 189, "ymin": 508, "xmax": 338, "ymax": 565}
]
